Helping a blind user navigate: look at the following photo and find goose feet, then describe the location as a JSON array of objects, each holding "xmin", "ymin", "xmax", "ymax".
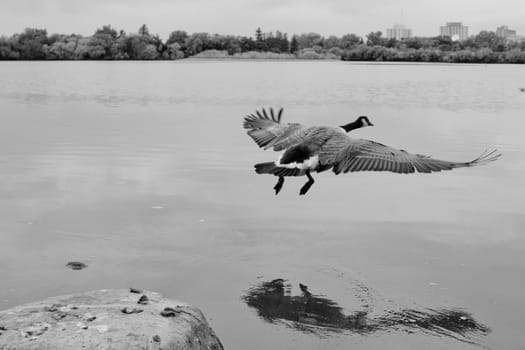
[
  {"xmin": 274, "ymin": 176, "xmax": 284, "ymax": 195},
  {"xmin": 299, "ymin": 171, "xmax": 315, "ymax": 195}
]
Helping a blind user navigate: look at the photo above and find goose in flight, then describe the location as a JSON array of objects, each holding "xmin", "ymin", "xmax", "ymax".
[{"xmin": 243, "ymin": 108, "xmax": 501, "ymax": 195}]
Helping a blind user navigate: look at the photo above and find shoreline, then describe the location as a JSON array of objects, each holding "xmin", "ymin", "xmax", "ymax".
[{"xmin": 1, "ymin": 57, "xmax": 524, "ymax": 65}]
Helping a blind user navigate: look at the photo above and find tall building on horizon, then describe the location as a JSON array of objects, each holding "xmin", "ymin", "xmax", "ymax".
[
  {"xmin": 386, "ymin": 24, "xmax": 412, "ymax": 40},
  {"xmin": 496, "ymin": 25, "xmax": 517, "ymax": 40},
  {"xmin": 440, "ymin": 22, "xmax": 469, "ymax": 41}
]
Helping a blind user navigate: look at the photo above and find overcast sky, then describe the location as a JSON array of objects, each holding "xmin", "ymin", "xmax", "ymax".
[{"xmin": 1, "ymin": 0, "xmax": 523, "ymax": 39}]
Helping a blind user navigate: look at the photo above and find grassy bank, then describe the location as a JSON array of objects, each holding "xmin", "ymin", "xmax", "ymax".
[{"xmin": 193, "ymin": 49, "xmax": 339, "ymax": 60}]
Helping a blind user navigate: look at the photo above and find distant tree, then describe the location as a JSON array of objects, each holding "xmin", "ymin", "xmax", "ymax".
[
  {"xmin": 327, "ymin": 46, "xmax": 343, "ymax": 57},
  {"xmin": 114, "ymin": 34, "xmax": 140, "ymax": 59},
  {"xmin": 165, "ymin": 42, "xmax": 185, "ymax": 59},
  {"xmin": 473, "ymin": 31, "xmax": 506, "ymax": 52},
  {"xmin": 139, "ymin": 44, "xmax": 158, "ymax": 59},
  {"xmin": 166, "ymin": 30, "xmax": 188, "ymax": 48},
  {"xmin": 434, "ymin": 35, "xmax": 455, "ymax": 51},
  {"xmin": 339, "ymin": 34, "xmax": 363, "ymax": 49},
  {"xmin": 85, "ymin": 44, "xmax": 106, "ymax": 59},
  {"xmin": 96, "ymin": 25, "xmax": 118, "ymax": 38},
  {"xmin": 111, "ymin": 25, "xmax": 162, "ymax": 59},
  {"xmin": 504, "ymin": 48, "xmax": 525, "ymax": 63},
  {"xmin": 254, "ymin": 27, "xmax": 269, "ymax": 51},
  {"xmin": 323, "ymin": 35, "xmax": 341, "ymax": 49},
  {"xmin": 138, "ymin": 24, "xmax": 149, "ymax": 37},
  {"xmin": 87, "ymin": 25, "xmax": 118, "ymax": 59},
  {"xmin": 0, "ymin": 36, "xmax": 19, "ymax": 59},
  {"xmin": 73, "ymin": 37, "xmax": 92, "ymax": 59},
  {"xmin": 322, "ymin": 34, "xmax": 357, "ymax": 53},
  {"xmin": 274, "ymin": 31, "xmax": 289, "ymax": 52},
  {"xmin": 185, "ymin": 32, "xmax": 213, "ymax": 55},
  {"xmin": 47, "ymin": 34, "xmax": 80, "ymax": 59},
  {"xmin": 212, "ymin": 34, "xmax": 241, "ymax": 54},
  {"xmin": 280, "ymin": 32, "xmax": 290, "ymax": 52},
  {"xmin": 296, "ymin": 32, "xmax": 323, "ymax": 50},
  {"xmin": 239, "ymin": 36, "xmax": 256, "ymax": 52},
  {"xmin": 13, "ymin": 28, "xmax": 48, "ymax": 59},
  {"xmin": 366, "ymin": 31, "xmax": 385, "ymax": 46},
  {"xmin": 113, "ymin": 33, "xmax": 129, "ymax": 59},
  {"xmin": 149, "ymin": 34, "xmax": 166, "ymax": 55},
  {"xmin": 47, "ymin": 33, "xmax": 62, "ymax": 46},
  {"xmin": 255, "ymin": 27, "xmax": 263, "ymax": 42},
  {"xmin": 290, "ymin": 35, "xmax": 298, "ymax": 53},
  {"xmin": 400, "ymin": 37, "xmax": 423, "ymax": 50},
  {"xmin": 265, "ymin": 31, "xmax": 289, "ymax": 53}
]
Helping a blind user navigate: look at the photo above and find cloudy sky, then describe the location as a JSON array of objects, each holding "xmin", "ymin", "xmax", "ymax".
[{"xmin": 0, "ymin": 0, "xmax": 523, "ymax": 38}]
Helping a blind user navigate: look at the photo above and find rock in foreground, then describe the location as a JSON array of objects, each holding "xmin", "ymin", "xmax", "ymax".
[{"xmin": 0, "ymin": 289, "xmax": 223, "ymax": 350}]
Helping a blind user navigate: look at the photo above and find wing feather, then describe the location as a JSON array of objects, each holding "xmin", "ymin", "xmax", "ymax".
[
  {"xmin": 330, "ymin": 138, "xmax": 501, "ymax": 174},
  {"xmin": 243, "ymin": 107, "xmax": 309, "ymax": 150}
]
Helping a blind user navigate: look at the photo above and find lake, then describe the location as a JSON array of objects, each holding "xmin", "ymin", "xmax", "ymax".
[{"xmin": 0, "ymin": 60, "xmax": 524, "ymax": 349}]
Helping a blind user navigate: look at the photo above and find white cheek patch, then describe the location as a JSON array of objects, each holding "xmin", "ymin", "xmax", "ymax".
[{"xmin": 275, "ymin": 154, "xmax": 319, "ymax": 170}]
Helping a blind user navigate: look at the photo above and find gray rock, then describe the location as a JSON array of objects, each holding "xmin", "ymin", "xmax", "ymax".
[
  {"xmin": 0, "ymin": 289, "xmax": 223, "ymax": 350},
  {"xmin": 65, "ymin": 262, "xmax": 87, "ymax": 270}
]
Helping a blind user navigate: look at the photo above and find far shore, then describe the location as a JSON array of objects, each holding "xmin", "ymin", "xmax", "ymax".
[{"xmin": 2, "ymin": 26, "xmax": 525, "ymax": 64}]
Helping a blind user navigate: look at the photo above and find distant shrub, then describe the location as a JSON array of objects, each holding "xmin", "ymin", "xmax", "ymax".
[
  {"xmin": 327, "ymin": 47, "xmax": 344, "ymax": 58},
  {"xmin": 193, "ymin": 50, "xmax": 296, "ymax": 59},
  {"xmin": 296, "ymin": 49, "xmax": 339, "ymax": 60},
  {"xmin": 164, "ymin": 42, "xmax": 185, "ymax": 59},
  {"xmin": 504, "ymin": 49, "xmax": 525, "ymax": 63},
  {"xmin": 233, "ymin": 51, "xmax": 295, "ymax": 59},
  {"xmin": 139, "ymin": 44, "xmax": 159, "ymax": 60},
  {"xmin": 193, "ymin": 49, "xmax": 230, "ymax": 58}
]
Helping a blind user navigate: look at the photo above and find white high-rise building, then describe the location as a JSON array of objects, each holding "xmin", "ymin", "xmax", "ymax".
[
  {"xmin": 386, "ymin": 24, "xmax": 412, "ymax": 40},
  {"xmin": 440, "ymin": 22, "xmax": 469, "ymax": 41},
  {"xmin": 496, "ymin": 25, "xmax": 517, "ymax": 40}
]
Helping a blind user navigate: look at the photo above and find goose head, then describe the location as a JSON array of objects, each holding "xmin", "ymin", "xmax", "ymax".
[{"xmin": 341, "ymin": 116, "xmax": 373, "ymax": 132}]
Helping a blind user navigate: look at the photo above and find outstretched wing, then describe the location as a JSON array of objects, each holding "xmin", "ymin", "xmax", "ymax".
[
  {"xmin": 243, "ymin": 108, "xmax": 310, "ymax": 151},
  {"xmin": 330, "ymin": 138, "xmax": 501, "ymax": 174}
]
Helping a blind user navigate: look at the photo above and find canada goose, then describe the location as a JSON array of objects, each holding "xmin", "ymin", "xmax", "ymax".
[{"xmin": 243, "ymin": 108, "xmax": 501, "ymax": 195}]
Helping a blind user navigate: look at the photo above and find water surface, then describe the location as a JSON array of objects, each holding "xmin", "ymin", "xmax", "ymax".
[{"xmin": 1, "ymin": 61, "xmax": 524, "ymax": 349}]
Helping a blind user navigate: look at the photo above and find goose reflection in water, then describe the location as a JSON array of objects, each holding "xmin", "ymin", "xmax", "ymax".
[{"xmin": 243, "ymin": 279, "xmax": 489, "ymax": 345}]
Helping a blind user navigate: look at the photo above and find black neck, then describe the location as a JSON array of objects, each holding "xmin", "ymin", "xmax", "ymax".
[{"xmin": 340, "ymin": 120, "xmax": 362, "ymax": 132}]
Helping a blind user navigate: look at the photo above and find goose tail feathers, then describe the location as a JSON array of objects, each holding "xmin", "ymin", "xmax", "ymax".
[
  {"xmin": 254, "ymin": 162, "xmax": 278, "ymax": 174},
  {"xmin": 254, "ymin": 162, "xmax": 303, "ymax": 176}
]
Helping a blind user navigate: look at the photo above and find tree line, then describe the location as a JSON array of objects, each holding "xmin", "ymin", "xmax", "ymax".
[
  {"xmin": 343, "ymin": 31, "xmax": 525, "ymax": 63},
  {"xmin": 1, "ymin": 25, "xmax": 524, "ymax": 63}
]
